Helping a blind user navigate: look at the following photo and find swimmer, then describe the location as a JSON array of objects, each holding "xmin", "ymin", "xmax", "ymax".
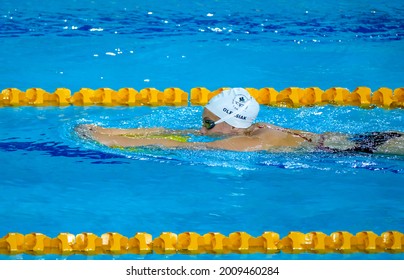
[{"xmin": 76, "ymin": 88, "xmax": 404, "ymax": 155}]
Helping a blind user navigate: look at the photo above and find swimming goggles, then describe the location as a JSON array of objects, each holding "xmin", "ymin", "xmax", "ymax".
[
  {"xmin": 202, "ymin": 99, "xmax": 252, "ymax": 130},
  {"xmin": 202, "ymin": 119, "xmax": 216, "ymax": 130}
]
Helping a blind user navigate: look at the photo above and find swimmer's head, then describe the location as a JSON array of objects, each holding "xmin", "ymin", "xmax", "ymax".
[{"xmin": 204, "ymin": 88, "xmax": 260, "ymax": 129}]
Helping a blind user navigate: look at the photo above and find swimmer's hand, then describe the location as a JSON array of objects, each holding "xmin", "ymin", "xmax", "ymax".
[
  {"xmin": 75, "ymin": 124, "xmax": 97, "ymax": 140},
  {"xmin": 75, "ymin": 124, "xmax": 117, "ymax": 139},
  {"xmin": 75, "ymin": 125, "xmax": 124, "ymax": 145}
]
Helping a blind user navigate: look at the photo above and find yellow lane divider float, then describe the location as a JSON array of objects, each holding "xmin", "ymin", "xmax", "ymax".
[
  {"xmin": 0, "ymin": 87, "xmax": 403, "ymax": 108},
  {"xmin": 0, "ymin": 231, "xmax": 403, "ymax": 255}
]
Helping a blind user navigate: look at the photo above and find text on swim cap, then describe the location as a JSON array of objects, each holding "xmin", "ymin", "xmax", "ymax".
[
  {"xmin": 235, "ymin": 114, "xmax": 247, "ymax": 120},
  {"xmin": 223, "ymin": 108, "xmax": 247, "ymax": 120},
  {"xmin": 223, "ymin": 108, "xmax": 233, "ymax": 114}
]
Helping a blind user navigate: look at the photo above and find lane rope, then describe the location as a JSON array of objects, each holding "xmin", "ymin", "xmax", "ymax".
[
  {"xmin": 0, "ymin": 87, "xmax": 403, "ymax": 108},
  {"xmin": 1, "ymin": 231, "xmax": 402, "ymax": 255}
]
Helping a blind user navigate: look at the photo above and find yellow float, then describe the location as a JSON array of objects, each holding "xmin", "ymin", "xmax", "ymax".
[
  {"xmin": 0, "ymin": 87, "xmax": 403, "ymax": 108},
  {"xmin": 0, "ymin": 231, "xmax": 402, "ymax": 255}
]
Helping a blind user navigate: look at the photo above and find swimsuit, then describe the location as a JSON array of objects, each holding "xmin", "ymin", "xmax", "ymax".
[
  {"xmin": 317, "ymin": 132, "xmax": 402, "ymax": 154},
  {"xmin": 263, "ymin": 124, "xmax": 402, "ymax": 154},
  {"xmin": 347, "ymin": 132, "xmax": 402, "ymax": 153}
]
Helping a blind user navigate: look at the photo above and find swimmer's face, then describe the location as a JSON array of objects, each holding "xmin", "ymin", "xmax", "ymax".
[{"xmin": 200, "ymin": 108, "xmax": 235, "ymax": 135}]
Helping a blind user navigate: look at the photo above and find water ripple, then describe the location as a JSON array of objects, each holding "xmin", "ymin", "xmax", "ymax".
[
  {"xmin": 0, "ymin": 8, "xmax": 402, "ymax": 42},
  {"xmin": 0, "ymin": 140, "xmax": 129, "ymax": 164}
]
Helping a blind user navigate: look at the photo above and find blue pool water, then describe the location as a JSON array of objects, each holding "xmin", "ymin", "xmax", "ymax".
[{"xmin": 1, "ymin": 0, "xmax": 404, "ymax": 260}]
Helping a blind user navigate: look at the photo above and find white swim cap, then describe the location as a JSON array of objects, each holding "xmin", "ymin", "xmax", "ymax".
[{"xmin": 205, "ymin": 88, "xmax": 260, "ymax": 128}]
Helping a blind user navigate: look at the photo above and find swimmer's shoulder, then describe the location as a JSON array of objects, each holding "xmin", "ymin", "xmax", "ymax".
[{"xmin": 247, "ymin": 123, "xmax": 282, "ymax": 137}]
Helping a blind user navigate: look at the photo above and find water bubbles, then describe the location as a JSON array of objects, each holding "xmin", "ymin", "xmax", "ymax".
[
  {"xmin": 89, "ymin": 28, "xmax": 103, "ymax": 32},
  {"xmin": 209, "ymin": 27, "xmax": 222, "ymax": 32}
]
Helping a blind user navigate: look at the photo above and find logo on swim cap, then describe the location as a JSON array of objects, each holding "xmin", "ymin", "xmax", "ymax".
[
  {"xmin": 205, "ymin": 88, "xmax": 260, "ymax": 128},
  {"xmin": 232, "ymin": 94, "xmax": 249, "ymax": 111}
]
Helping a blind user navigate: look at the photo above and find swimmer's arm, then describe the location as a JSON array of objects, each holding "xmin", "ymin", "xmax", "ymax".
[
  {"xmin": 77, "ymin": 124, "xmax": 199, "ymax": 136},
  {"xmin": 90, "ymin": 129, "xmax": 264, "ymax": 151}
]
